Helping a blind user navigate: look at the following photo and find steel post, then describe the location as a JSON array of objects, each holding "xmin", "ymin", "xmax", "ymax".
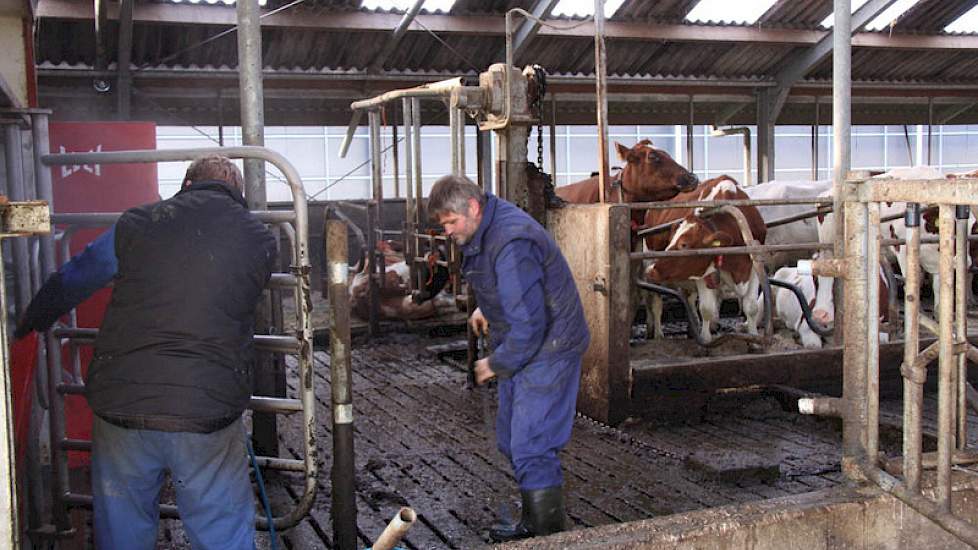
[
  {"xmin": 903, "ymin": 203, "xmax": 923, "ymax": 493},
  {"xmin": 5, "ymin": 124, "xmax": 31, "ymax": 316},
  {"xmin": 937, "ymin": 204, "xmax": 955, "ymax": 512},
  {"xmin": 549, "ymin": 96, "xmax": 558, "ymax": 185},
  {"xmin": 450, "ymin": 106, "xmax": 460, "ymax": 175},
  {"xmin": 0, "ymin": 243, "xmax": 17, "ymax": 550},
  {"xmin": 402, "ymin": 98, "xmax": 416, "ymax": 290},
  {"xmin": 594, "ymin": 0, "xmax": 609, "ymax": 204},
  {"xmin": 411, "ymin": 99, "xmax": 423, "ymax": 227},
  {"xmin": 866, "ymin": 201, "xmax": 880, "ymax": 466},
  {"xmin": 326, "ymin": 220, "xmax": 356, "ymax": 550},
  {"xmin": 832, "ymin": 0, "xmax": 851, "ymax": 346},
  {"xmin": 368, "ymin": 111, "xmax": 383, "ymax": 337},
  {"xmin": 236, "ymin": 0, "xmax": 266, "ymax": 200},
  {"xmin": 955, "ymin": 205, "xmax": 969, "ymax": 450},
  {"xmin": 842, "ymin": 176, "xmax": 868, "ymax": 479}
]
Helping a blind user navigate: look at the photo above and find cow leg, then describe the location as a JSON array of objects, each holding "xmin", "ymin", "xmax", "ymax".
[
  {"xmin": 648, "ymin": 293, "xmax": 664, "ymax": 340},
  {"xmin": 737, "ymin": 272, "xmax": 761, "ymax": 336},
  {"xmin": 693, "ymin": 279, "xmax": 717, "ymax": 344}
]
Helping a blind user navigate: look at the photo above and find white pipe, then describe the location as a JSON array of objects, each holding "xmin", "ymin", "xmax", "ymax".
[
  {"xmin": 711, "ymin": 126, "xmax": 751, "ymax": 186},
  {"xmin": 372, "ymin": 507, "xmax": 417, "ymax": 550}
]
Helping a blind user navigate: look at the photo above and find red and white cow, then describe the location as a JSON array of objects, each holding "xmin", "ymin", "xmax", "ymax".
[
  {"xmin": 349, "ymin": 240, "xmax": 456, "ymax": 321},
  {"xmin": 643, "ymin": 176, "xmax": 768, "ymax": 343}
]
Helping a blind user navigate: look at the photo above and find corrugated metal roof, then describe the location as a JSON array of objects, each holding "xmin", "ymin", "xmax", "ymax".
[
  {"xmin": 33, "ymin": 0, "xmax": 978, "ymax": 125},
  {"xmin": 35, "ymin": 0, "xmax": 978, "ymax": 81}
]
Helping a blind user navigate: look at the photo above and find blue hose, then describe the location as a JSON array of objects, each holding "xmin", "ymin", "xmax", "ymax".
[{"xmin": 246, "ymin": 437, "xmax": 277, "ymax": 550}]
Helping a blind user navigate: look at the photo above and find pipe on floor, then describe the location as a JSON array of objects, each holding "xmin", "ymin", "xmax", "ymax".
[{"xmin": 372, "ymin": 508, "xmax": 417, "ymax": 550}]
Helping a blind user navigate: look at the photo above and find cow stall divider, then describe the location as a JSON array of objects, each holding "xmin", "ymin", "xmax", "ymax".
[
  {"xmin": 32, "ymin": 146, "xmax": 331, "ymax": 536},
  {"xmin": 551, "ymin": 193, "xmax": 875, "ymax": 424},
  {"xmin": 796, "ymin": 172, "xmax": 978, "ymax": 546}
]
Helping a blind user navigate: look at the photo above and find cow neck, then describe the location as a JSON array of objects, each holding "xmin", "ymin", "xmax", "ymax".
[{"xmin": 698, "ymin": 214, "xmax": 726, "ymax": 270}]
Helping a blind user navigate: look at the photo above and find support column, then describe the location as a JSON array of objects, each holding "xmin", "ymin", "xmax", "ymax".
[
  {"xmin": 237, "ymin": 0, "xmax": 280, "ymax": 456},
  {"xmin": 756, "ymin": 89, "xmax": 775, "ymax": 184}
]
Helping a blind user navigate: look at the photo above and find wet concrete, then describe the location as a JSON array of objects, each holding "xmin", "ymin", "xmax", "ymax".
[{"xmin": 269, "ymin": 330, "xmax": 894, "ymax": 550}]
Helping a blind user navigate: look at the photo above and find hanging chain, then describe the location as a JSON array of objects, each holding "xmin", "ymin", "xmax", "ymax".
[{"xmin": 531, "ymin": 65, "xmax": 547, "ymax": 169}]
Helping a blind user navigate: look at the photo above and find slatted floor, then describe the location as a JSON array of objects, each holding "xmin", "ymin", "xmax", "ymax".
[{"xmin": 270, "ymin": 334, "xmax": 895, "ymax": 550}]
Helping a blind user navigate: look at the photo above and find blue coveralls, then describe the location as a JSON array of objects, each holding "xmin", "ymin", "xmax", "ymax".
[
  {"xmin": 461, "ymin": 194, "xmax": 590, "ymax": 491},
  {"xmin": 23, "ymin": 224, "xmax": 257, "ymax": 550}
]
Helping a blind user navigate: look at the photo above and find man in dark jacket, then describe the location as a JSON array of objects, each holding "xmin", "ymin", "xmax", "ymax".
[
  {"xmin": 17, "ymin": 155, "xmax": 277, "ymax": 549},
  {"xmin": 428, "ymin": 174, "xmax": 590, "ymax": 542}
]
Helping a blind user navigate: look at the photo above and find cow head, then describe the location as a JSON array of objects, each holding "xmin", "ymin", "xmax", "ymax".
[
  {"xmin": 411, "ymin": 242, "xmax": 454, "ymax": 305},
  {"xmin": 615, "ymin": 140, "xmax": 699, "ymax": 202},
  {"xmin": 644, "ymin": 214, "xmax": 731, "ymax": 283}
]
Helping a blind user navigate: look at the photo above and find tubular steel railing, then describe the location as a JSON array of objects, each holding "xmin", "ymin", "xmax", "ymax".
[
  {"xmin": 39, "ymin": 146, "xmax": 319, "ymax": 532},
  {"xmin": 802, "ymin": 172, "xmax": 978, "ymax": 547}
]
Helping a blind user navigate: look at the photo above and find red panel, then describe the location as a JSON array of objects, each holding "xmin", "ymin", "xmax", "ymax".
[
  {"xmin": 11, "ymin": 332, "xmax": 37, "ymax": 464},
  {"xmin": 48, "ymin": 122, "xmax": 158, "ymax": 467}
]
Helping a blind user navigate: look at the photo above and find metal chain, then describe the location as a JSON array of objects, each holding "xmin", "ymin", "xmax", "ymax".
[{"xmin": 575, "ymin": 412, "xmax": 686, "ymax": 462}]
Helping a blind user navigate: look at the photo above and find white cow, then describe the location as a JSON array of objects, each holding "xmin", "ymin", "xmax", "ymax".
[
  {"xmin": 744, "ymin": 179, "xmax": 834, "ymax": 270},
  {"xmin": 812, "ymin": 166, "xmax": 976, "ymax": 327},
  {"xmin": 763, "ymin": 266, "xmax": 823, "ymax": 349}
]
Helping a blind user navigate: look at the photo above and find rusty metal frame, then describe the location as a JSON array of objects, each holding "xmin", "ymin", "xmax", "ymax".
[
  {"xmin": 38, "ymin": 146, "xmax": 319, "ymax": 531},
  {"xmin": 0, "ymin": 201, "xmax": 51, "ymax": 549},
  {"xmin": 805, "ymin": 172, "xmax": 978, "ymax": 547}
]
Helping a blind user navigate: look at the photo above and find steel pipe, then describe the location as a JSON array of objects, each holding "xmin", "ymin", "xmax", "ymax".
[
  {"xmin": 5, "ymin": 124, "xmax": 31, "ymax": 316},
  {"xmin": 402, "ymin": 98, "xmax": 417, "ymax": 291},
  {"xmin": 937, "ymin": 204, "xmax": 955, "ymax": 512},
  {"xmin": 350, "ymin": 77, "xmax": 463, "ymax": 112},
  {"xmin": 326, "ymin": 220, "xmax": 357, "ymax": 550},
  {"xmin": 594, "ymin": 0, "xmax": 610, "ymax": 203},
  {"xmin": 866, "ymin": 201, "xmax": 880, "ymax": 466},
  {"xmin": 630, "ymin": 242, "xmax": 831, "ymax": 261},
  {"xmin": 833, "ymin": 0, "xmax": 851, "ymax": 348},
  {"xmin": 955, "ymin": 206, "xmax": 969, "ymax": 451},
  {"xmin": 629, "ymin": 197, "xmax": 833, "ymax": 210}
]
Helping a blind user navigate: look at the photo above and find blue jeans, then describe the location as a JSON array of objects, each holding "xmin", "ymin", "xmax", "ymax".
[
  {"xmin": 496, "ymin": 355, "xmax": 581, "ymax": 491},
  {"xmin": 91, "ymin": 415, "xmax": 256, "ymax": 550}
]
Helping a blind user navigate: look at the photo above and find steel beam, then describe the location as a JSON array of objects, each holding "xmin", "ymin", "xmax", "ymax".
[
  {"xmin": 36, "ymin": 0, "xmax": 978, "ymax": 51},
  {"xmin": 369, "ymin": 0, "xmax": 426, "ymax": 72},
  {"xmin": 767, "ymin": 0, "xmax": 898, "ymax": 126}
]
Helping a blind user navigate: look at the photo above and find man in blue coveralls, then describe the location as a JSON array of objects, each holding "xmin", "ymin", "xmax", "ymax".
[
  {"xmin": 16, "ymin": 155, "xmax": 276, "ymax": 550},
  {"xmin": 428, "ymin": 174, "xmax": 590, "ymax": 542}
]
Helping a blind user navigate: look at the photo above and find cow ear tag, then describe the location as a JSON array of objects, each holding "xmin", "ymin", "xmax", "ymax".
[{"xmin": 711, "ymin": 240, "xmax": 722, "ymax": 247}]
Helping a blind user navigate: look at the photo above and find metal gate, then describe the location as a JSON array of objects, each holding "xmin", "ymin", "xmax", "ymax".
[{"xmin": 37, "ymin": 146, "xmax": 318, "ymax": 533}]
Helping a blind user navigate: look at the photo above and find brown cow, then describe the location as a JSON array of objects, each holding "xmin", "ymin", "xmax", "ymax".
[
  {"xmin": 642, "ymin": 176, "xmax": 767, "ymax": 342},
  {"xmin": 555, "ymin": 140, "xmax": 699, "ymax": 208},
  {"xmin": 349, "ymin": 240, "xmax": 455, "ymax": 321}
]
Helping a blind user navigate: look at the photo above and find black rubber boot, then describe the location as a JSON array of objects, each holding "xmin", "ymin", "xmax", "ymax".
[{"xmin": 489, "ymin": 486, "xmax": 565, "ymax": 542}]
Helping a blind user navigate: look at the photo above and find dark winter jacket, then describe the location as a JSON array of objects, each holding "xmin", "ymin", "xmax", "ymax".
[{"xmin": 86, "ymin": 181, "xmax": 277, "ymax": 433}]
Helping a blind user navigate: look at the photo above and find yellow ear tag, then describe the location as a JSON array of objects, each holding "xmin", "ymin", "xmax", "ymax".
[{"xmin": 711, "ymin": 240, "xmax": 722, "ymax": 247}]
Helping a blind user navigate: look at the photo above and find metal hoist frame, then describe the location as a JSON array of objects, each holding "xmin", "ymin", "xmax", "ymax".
[{"xmin": 38, "ymin": 146, "xmax": 318, "ymax": 533}]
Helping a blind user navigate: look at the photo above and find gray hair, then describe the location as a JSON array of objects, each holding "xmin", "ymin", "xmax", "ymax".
[{"xmin": 427, "ymin": 174, "xmax": 486, "ymax": 220}]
